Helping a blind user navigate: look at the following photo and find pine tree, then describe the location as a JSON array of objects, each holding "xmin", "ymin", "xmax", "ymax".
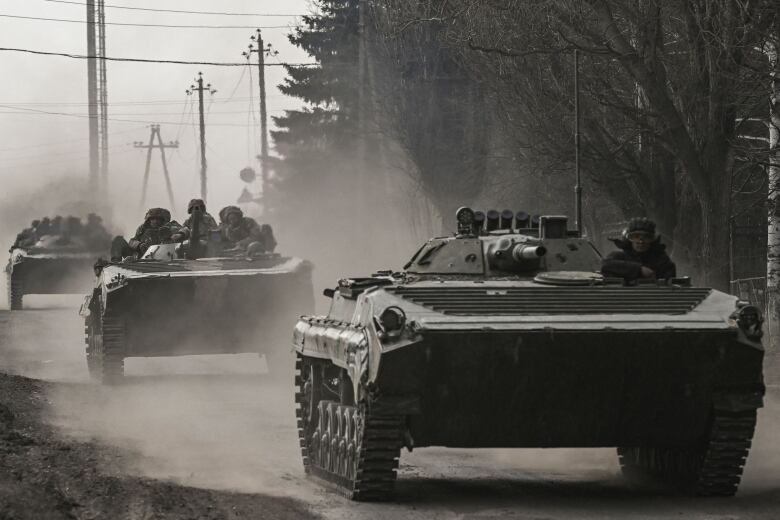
[{"xmin": 268, "ymin": 1, "xmax": 361, "ymax": 224}]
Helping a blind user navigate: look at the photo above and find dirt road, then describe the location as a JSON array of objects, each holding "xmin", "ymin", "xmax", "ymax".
[{"xmin": 3, "ymin": 298, "xmax": 780, "ymax": 519}]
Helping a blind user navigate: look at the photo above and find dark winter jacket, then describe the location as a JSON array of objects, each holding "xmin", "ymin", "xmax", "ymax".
[{"xmin": 601, "ymin": 238, "xmax": 677, "ymax": 281}]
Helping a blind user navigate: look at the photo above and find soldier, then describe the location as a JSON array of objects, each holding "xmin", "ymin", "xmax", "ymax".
[
  {"xmin": 171, "ymin": 199, "xmax": 218, "ymax": 242},
  {"xmin": 10, "ymin": 219, "xmax": 40, "ymax": 250},
  {"xmin": 601, "ymin": 217, "xmax": 676, "ymax": 281},
  {"xmin": 35, "ymin": 217, "xmax": 52, "ymax": 238},
  {"xmin": 110, "ymin": 208, "xmax": 181, "ymax": 261},
  {"xmin": 217, "ymin": 205, "xmax": 276, "ymax": 255},
  {"xmin": 50, "ymin": 216, "xmax": 63, "ymax": 235}
]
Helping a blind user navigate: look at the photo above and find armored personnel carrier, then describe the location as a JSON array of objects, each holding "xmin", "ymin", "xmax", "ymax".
[
  {"xmin": 293, "ymin": 208, "xmax": 764, "ymax": 500},
  {"xmin": 80, "ymin": 216, "xmax": 313, "ymax": 384},
  {"xmin": 7, "ymin": 233, "xmax": 110, "ymax": 310}
]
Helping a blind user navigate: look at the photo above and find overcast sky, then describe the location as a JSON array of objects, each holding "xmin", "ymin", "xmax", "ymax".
[{"xmin": 0, "ymin": 0, "xmax": 311, "ymax": 220}]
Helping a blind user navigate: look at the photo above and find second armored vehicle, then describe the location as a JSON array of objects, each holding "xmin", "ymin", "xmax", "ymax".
[
  {"xmin": 292, "ymin": 208, "xmax": 764, "ymax": 500},
  {"xmin": 81, "ymin": 214, "xmax": 313, "ymax": 383},
  {"xmin": 7, "ymin": 217, "xmax": 111, "ymax": 310}
]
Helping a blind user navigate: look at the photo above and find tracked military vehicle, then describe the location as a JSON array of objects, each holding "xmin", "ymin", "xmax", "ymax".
[
  {"xmin": 293, "ymin": 208, "xmax": 764, "ymax": 500},
  {"xmin": 81, "ymin": 213, "xmax": 313, "ymax": 383},
  {"xmin": 7, "ymin": 235, "xmax": 110, "ymax": 310}
]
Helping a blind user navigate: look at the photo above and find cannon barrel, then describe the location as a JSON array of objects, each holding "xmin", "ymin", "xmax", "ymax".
[{"xmin": 512, "ymin": 244, "xmax": 547, "ymax": 261}]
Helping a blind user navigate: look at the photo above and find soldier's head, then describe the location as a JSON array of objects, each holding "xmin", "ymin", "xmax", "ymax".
[
  {"xmin": 144, "ymin": 208, "xmax": 171, "ymax": 229},
  {"xmin": 41, "ymin": 217, "xmax": 50, "ymax": 224},
  {"xmin": 187, "ymin": 199, "xmax": 206, "ymax": 214},
  {"xmin": 31, "ymin": 219, "xmax": 40, "ymax": 228},
  {"xmin": 219, "ymin": 206, "xmax": 243, "ymax": 226},
  {"xmin": 625, "ymin": 217, "xmax": 656, "ymax": 253}
]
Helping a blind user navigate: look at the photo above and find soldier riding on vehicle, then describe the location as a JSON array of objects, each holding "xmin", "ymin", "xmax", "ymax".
[
  {"xmin": 217, "ymin": 206, "xmax": 276, "ymax": 256},
  {"xmin": 601, "ymin": 217, "xmax": 676, "ymax": 282},
  {"xmin": 110, "ymin": 208, "xmax": 181, "ymax": 261},
  {"xmin": 171, "ymin": 198, "xmax": 218, "ymax": 243}
]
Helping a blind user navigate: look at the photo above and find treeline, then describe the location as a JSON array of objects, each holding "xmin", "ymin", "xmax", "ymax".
[{"xmin": 270, "ymin": 0, "xmax": 779, "ymax": 291}]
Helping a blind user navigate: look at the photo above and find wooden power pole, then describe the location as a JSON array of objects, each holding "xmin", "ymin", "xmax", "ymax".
[
  {"xmin": 244, "ymin": 29, "xmax": 276, "ymax": 195},
  {"xmin": 134, "ymin": 125, "xmax": 179, "ymax": 208},
  {"xmin": 187, "ymin": 73, "xmax": 216, "ymax": 203}
]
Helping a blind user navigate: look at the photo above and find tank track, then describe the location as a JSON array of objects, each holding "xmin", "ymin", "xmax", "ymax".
[
  {"xmin": 7, "ymin": 273, "xmax": 22, "ymax": 310},
  {"xmin": 295, "ymin": 355, "xmax": 403, "ymax": 501},
  {"xmin": 618, "ymin": 409, "xmax": 757, "ymax": 496},
  {"xmin": 84, "ymin": 314, "xmax": 125, "ymax": 384}
]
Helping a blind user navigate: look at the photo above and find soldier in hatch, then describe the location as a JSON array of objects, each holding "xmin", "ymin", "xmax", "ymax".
[
  {"xmin": 217, "ymin": 205, "xmax": 276, "ymax": 256},
  {"xmin": 35, "ymin": 217, "xmax": 52, "ymax": 239},
  {"xmin": 110, "ymin": 208, "xmax": 181, "ymax": 261},
  {"xmin": 170, "ymin": 199, "xmax": 218, "ymax": 242},
  {"xmin": 601, "ymin": 217, "xmax": 676, "ymax": 282},
  {"xmin": 10, "ymin": 219, "xmax": 40, "ymax": 250}
]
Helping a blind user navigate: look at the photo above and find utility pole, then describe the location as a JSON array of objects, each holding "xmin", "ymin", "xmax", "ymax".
[
  {"xmin": 134, "ymin": 125, "xmax": 179, "ymax": 208},
  {"xmin": 244, "ymin": 29, "xmax": 277, "ymax": 197},
  {"xmin": 187, "ymin": 73, "xmax": 216, "ymax": 203},
  {"xmin": 86, "ymin": 0, "xmax": 98, "ymax": 193},
  {"xmin": 96, "ymin": 0, "xmax": 108, "ymax": 189},
  {"xmin": 86, "ymin": 0, "xmax": 108, "ymax": 196}
]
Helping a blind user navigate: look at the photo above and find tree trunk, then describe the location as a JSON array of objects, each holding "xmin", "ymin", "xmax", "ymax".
[{"xmin": 767, "ymin": 40, "xmax": 780, "ymax": 352}]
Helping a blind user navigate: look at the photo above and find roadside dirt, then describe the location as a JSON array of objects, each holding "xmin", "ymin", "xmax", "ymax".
[{"xmin": 0, "ymin": 372, "xmax": 320, "ymax": 520}]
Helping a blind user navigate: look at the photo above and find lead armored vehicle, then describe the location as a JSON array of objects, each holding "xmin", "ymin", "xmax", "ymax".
[
  {"xmin": 293, "ymin": 208, "xmax": 764, "ymax": 500},
  {"xmin": 81, "ymin": 214, "xmax": 313, "ymax": 383},
  {"xmin": 7, "ymin": 219, "xmax": 111, "ymax": 310}
]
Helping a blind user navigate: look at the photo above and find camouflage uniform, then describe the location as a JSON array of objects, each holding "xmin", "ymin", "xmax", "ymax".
[
  {"xmin": 111, "ymin": 208, "xmax": 181, "ymax": 261},
  {"xmin": 178, "ymin": 199, "xmax": 218, "ymax": 241},
  {"xmin": 11, "ymin": 220, "xmax": 40, "ymax": 250},
  {"xmin": 217, "ymin": 206, "xmax": 276, "ymax": 254}
]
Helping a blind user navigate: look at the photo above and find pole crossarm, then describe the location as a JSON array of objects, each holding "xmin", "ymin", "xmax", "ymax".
[{"xmin": 135, "ymin": 124, "xmax": 179, "ymax": 208}]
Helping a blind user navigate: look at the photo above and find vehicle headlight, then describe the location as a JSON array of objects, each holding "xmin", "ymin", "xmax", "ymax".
[{"xmin": 378, "ymin": 306, "xmax": 406, "ymax": 338}]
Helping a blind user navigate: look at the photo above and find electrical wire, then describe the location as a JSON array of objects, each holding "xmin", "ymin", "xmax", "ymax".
[
  {"xmin": 40, "ymin": 0, "xmax": 305, "ymax": 17},
  {"xmin": 0, "ymin": 47, "xmax": 316, "ymax": 67},
  {"xmin": 0, "ymin": 13, "xmax": 292, "ymax": 29},
  {"xmin": 0, "ymin": 104, "xmax": 281, "ymax": 127},
  {"xmin": 0, "ymin": 126, "xmax": 144, "ymax": 152}
]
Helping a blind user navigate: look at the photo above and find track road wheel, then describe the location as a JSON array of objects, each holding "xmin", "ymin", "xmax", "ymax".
[
  {"xmin": 617, "ymin": 409, "xmax": 757, "ymax": 496},
  {"xmin": 7, "ymin": 273, "xmax": 22, "ymax": 310},
  {"xmin": 294, "ymin": 353, "xmax": 403, "ymax": 501},
  {"xmin": 85, "ymin": 314, "xmax": 126, "ymax": 385}
]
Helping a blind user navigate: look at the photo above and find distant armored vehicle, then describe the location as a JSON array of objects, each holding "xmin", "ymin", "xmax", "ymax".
[
  {"xmin": 293, "ymin": 208, "xmax": 764, "ymax": 500},
  {"xmin": 80, "ymin": 213, "xmax": 313, "ymax": 384},
  {"xmin": 7, "ymin": 216, "xmax": 111, "ymax": 310}
]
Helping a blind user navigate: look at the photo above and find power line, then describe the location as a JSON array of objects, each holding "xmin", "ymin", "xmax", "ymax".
[
  {"xmin": 0, "ymin": 126, "xmax": 144, "ymax": 152},
  {"xmin": 41, "ymin": 0, "xmax": 305, "ymax": 17},
  {"xmin": 0, "ymin": 47, "xmax": 316, "ymax": 67},
  {"xmin": 0, "ymin": 96, "xmax": 286, "ymax": 106},
  {"xmin": 0, "ymin": 104, "xmax": 284, "ymax": 127},
  {"xmin": 0, "ymin": 13, "xmax": 293, "ymax": 29}
]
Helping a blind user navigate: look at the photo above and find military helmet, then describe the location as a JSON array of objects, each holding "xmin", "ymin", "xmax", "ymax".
[
  {"xmin": 144, "ymin": 207, "xmax": 171, "ymax": 223},
  {"xmin": 625, "ymin": 217, "xmax": 656, "ymax": 239},
  {"xmin": 219, "ymin": 205, "xmax": 243, "ymax": 223},
  {"xmin": 187, "ymin": 198, "xmax": 206, "ymax": 214},
  {"xmin": 31, "ymin": 219, "xmax": 41, "ymax": 227}
]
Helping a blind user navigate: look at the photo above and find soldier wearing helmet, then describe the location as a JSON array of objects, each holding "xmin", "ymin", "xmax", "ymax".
[
  {"xmin": 601, "ymin": 217, "xmax": 676, "ymax": 281},
  {"xmin": 217, "ymin": 205, "xmax": 276, "ymax": 255},
  {"xmin": 110, "ymin": 208, "xmax": 181, "ymax": 261},
  {"xmin": 10, "ymin": 219, "xmax": 41, "ymax": 250},
  {"xmin": 171, "ymin": 199, "xmax": 218, "ymax": 242}
]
